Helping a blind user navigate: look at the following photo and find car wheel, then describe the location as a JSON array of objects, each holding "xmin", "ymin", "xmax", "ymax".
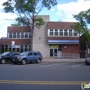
[
  {"xmin": 21, "ymin": 59, "xmax": 26, "ymax": 65},
  {"xmin": 85, "ymin": 60, "xmax": 89, "ymax": 65},
  {"xmin": 13, "ymin": 62, "xmax": 17, "ymax": 65},
  {"xmin": 36, "ymin": 59, "xmax": 40, "ymax": 63},
  {"xmin": 1, "ymin": 59, "xmax": 6, "ymax": 64}
]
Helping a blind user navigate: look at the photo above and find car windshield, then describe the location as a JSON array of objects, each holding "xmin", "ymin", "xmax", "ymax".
[
  {"xmin": 87, "ymin": 53, "xmax": 90, "ymax": 57},
  {"xmin": 20, "ymin": 52, "xmax": 28, "ymax": 56},
  {"xmin": 1, "ymin": 52, "xmax": 10, "ymax": 56}
]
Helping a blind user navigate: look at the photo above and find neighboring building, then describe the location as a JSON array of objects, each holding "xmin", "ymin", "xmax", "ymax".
[
  {"xmin": 0, "ymin": 26, "xmax": 31, "ymax": 53},
  {"xmin": 0, "ymin": 15, "xmax": 80, "ymax": 58}
]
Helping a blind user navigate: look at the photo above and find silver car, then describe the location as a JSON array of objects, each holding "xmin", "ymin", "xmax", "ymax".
[{"xmin": 85, "ymin": 53, "xmax": 90, "ymax": 65}]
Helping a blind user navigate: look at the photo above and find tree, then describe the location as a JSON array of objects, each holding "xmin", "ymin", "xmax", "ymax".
[
  {"xmin": 72, "ymin": 8, "xmax": 90, "ymax": 49},
  {"xmin": 2, "ymin": 0, "xmax": 57, "ymax": 50}
]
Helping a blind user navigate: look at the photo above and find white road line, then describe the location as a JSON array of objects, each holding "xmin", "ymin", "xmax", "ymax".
[
  {"xmin": 40, "ymin": 64, "xmax": 59, "ymax": 67},
  {"xmin": 72, "ymin": 64, "xmax": 83, "ymax": 67}
]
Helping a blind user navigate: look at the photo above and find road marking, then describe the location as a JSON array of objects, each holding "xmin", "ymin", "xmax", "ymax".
[
  {"xmin": 72, "ymin": 64, "xmax": 83, "ymax": 67},
  {"xmin": 40, "ymin": 64, "xmax": 59, "ymax": 67},
  {"xmin": 0, "ymin": 80, "xmax": 90, "ymax": 85}
]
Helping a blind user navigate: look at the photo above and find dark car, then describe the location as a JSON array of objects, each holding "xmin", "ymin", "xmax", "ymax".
[
  {"xmin": 12, "ymin": 51, "xmax": 43, "ymax": 65},
  {"xmin": 85, "ymin": 53, "xmax": 90, "ymax": 65},
  {"xmin": 0, "ymin": 52, "xmax": 20, "ymax": 64}
]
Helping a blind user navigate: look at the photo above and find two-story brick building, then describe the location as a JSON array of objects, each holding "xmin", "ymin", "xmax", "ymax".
[{"xmin": 0, "ymin": 15, "xmax": 80, "ymax": 58}]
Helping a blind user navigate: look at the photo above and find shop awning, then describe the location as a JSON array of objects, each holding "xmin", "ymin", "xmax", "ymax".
[{"xmin": 48, "ymin": 40, "xmax": 79, "ymax": 44}]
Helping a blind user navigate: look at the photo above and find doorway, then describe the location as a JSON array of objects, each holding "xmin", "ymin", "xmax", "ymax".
[{"xmin": 50, "ymin": 48, "xmax": 58, "ymax": 57}]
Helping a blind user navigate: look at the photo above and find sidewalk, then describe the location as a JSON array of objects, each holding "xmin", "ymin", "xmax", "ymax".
[{"xmin": 42, "ymin": 58, "xmax": 85, "ymax": 63}]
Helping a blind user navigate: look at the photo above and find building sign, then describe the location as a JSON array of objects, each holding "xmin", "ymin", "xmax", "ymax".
[
  {"xmin": 48, "ymin": 40, "xmax": 79, "ymax": 44},
  {"xmin": 11, "ymin": 41, "xmax": 15, "ymax": 48},
  {"xmin": 50, "ymin": 45, "xmax": 59, "ymax": 48}
]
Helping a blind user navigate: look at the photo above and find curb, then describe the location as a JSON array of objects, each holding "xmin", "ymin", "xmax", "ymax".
[{"xmin": 42, "ymin": 58, "xmax": 85, "ymax": 63}]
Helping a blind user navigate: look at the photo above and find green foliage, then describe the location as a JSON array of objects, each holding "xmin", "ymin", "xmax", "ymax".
[
  {"xmin": 2, "ymin": 0, "xmax": 57, "ymax": 50},
  {"xmin": 73, "ymin": 8, "xmax": 90, "ymax": 43},
  {"xmin": 11, "ymin": 23, "xmax": 21, "ymax": 26},
  {"xmin": 35, "ymin": 17, "xmax": 45, "ymax": 29},
  {"xmin": 6, "ymin": 49, "xmax": 10, "ymax": 52},
  {"xmin": 2, "ymin": 0, "xmax": 57, "ymax": 29}
]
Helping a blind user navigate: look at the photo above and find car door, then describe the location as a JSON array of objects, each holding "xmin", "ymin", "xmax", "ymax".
[
  {"xmin": 6, "ymin": 53, "xmax": 13, "ymax": 61},
  {"xmin": 33, "ymin": 52, "xmax": 38, "ymax": 60},
  {"xmin": 27, "ymin": 52, "xmax": 34, "ymax": 61}
]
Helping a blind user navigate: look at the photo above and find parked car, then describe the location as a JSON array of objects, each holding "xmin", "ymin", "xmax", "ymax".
[
  {"xmin": 85, "ymin": 53, "xmax": 90, "ymax": 65},
  {"xmin": 12, "ymin": 51, "xmax": 43, "ymax": 65},
  {"xmin": 0, "ymin": 52, "xmax": 20, "ymax": 64}
]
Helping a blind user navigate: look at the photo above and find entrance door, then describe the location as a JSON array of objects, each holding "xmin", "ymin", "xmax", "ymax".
[
  {"xmin": 54, "ymin": 49, "xmax": 58, "ymax": 56},
  {"xmin": 50, "ymin": 48, "xmax": 58, "ymax": 57},
  {"xmin": 50, "ymin": 49, "xmax": 53, "ymax": 56}
]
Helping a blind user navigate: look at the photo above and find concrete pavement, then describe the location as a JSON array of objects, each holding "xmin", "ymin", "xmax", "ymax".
[{"xmin": 42, "ymin": 58, "xmax": 85, "ymax": 63}]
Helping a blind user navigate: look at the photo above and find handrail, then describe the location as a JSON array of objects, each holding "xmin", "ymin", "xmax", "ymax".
[{"xmin": 53, "ymin": 53, "xmax": 80, "ymax": 58}]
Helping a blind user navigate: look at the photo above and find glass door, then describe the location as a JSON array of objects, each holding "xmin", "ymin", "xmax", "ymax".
[
  {"xmin": 50, "ymin": 48, "xmax": 58, "ymax": 57},
  {"xmin": 50, "ymin": 49, "xmax": 53, "ymax": 56},
  {"xmin": 54, "ymin": 48, "xmax": 58, "ymax": 56}
]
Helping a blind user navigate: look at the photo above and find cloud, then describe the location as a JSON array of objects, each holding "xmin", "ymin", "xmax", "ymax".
[
  {"xmin": 0, "ymin": 20, "xmax": 14, "ymax": 38},
  {"xmin": 0, "ymin": 0, "xmax": 17, "ymax": 38},
  {"xmin": 0, "ymin": 12, "xmax": 16, "ymax": 38},
  {"xmin": 56, "ymin": 0, "xmax": 90, "ymax": 22},
  {"xmin": 50, "ymin": 8, "xmax": 55, "ymax": 12},
  {"xmin": 0, "ymin": 0, "xmax": 7, "ymax": 9}
]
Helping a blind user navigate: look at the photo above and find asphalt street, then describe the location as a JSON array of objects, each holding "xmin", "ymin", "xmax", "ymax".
[{"xmin": 0, "ymin": 58, "xmax": 89, "ymax": 90}]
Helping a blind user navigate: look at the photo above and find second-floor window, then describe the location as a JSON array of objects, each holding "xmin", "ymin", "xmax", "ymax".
[
  {"xmin": 48, "ymin": 29, "xmax": 78, "ymax": 37},
  {"xmin": 8, "ymin": 32, "xmax": 30, "ymax": 39},
  {"xmin": 17, "ymin": 33, "xmax": 20, "ymax": 38},
  {"xmin": 50, "ymin": 29, "xmax": 54, "ymax": 36},
  {"xmin": 69, "ymin": 30, "xmax": 72, "ymax": 36},
  {"xmin": 21, "ymin": 33, "xmax": 24, "ymax": 38},
  {"xmin": 59, "ymin": 30, "xmax": 63, "ymax": 36},
  {"xmin": 55, "ymin": 29, "xmax": 58, "ymax": 36},
  {"xmin": 74, "ymin": 30, "xmax": 78, "ymax": 36},
  {"xmin": 25, "ymin": 33, "xmax": 28, "ymax": 38},
  {"xmin": 13, "ymin": 33, "xmax": 16, "ymax": 38},
  {"xmin": 64, "ymin": 30, "xmax": 68, "ymax": 36},
  {"xmin": 9, "ymin": 33, "xmax": 13, "ymax": 38}
]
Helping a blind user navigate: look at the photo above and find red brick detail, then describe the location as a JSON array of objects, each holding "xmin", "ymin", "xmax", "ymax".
[
  {"xmin": 47, "ymin": 22, "xmax": 76, "ymax": 29},
  {"xmin": 62, "ymin": 44, "xmax": 80, "ymax": 54},
  {"xmin": 8, "ymin": 26, "xmax": 30, "ymax": 33}
]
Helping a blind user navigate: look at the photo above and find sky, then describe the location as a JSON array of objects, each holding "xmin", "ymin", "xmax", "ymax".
[{"xmin": 0, "ymin": 0, "xmax": 90, "ymax": 38}]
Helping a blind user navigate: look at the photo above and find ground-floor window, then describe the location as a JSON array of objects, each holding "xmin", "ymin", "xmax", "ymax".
[{"xmin": 0, "ymin": 45, "xmax": 30, "ymax": 53}]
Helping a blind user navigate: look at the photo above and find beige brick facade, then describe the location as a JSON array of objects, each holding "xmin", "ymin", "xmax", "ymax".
[{"xmin": 33, "ymin": 15, "xmax": 50, "ymax": 57}]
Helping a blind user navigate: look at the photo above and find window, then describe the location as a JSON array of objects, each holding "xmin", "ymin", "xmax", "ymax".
[
  {"xmin": 55, "ymin": 29, "xmax": 58, "ymax": 36},
  {"xmin": 74, "ymin": 30, "xmax": 77, "ymax": 36},
  {"xmin": 13, "ymin": 33, "xmax": 16, "ymax": 38},
  {"xmin": 21, "ymin": 45, "xmax": 23, "ymax": 48},
  {"xmin": 37, "ymin": 52, "xmax": 41, "ymax": 55},
  {"xmin": 49, "ymin": 29, "xmax": 54, "ymax": 36},
  {"xmin": 28, "ymin": 52, "xmax": 33, "ymax": 56},
  {"xmin": 25, "ymin": 33, "xmax": 28, "ymax": 38},
  {"xmin": 29, "ymin": 33, "xmax": 30, "ymax": 38},
  {"xmin": 69, "ymin": 30, "xmax": 72, "ymax": 36},
  {"xmin": 34, "ymin": 52, "xmax": 37, "ymax": 55},
  {"xmin": 25, "ymin": 45, "xmax": 27, "ymax": 48},
  {"xmin": 64, "ymin": 30, "xmax": 68, "ymax": 36},
  {"xmin": 9, "ymin": 33, "xmax": 13, "ymax": 38},
  {"xmin": 17, "ymin": 33, "xmax": 20, "ymax": 38},
  {"xmin": 59, "ymin": 30, "xmax": 63, "ymax": 36},
  {"xmin": 21, "ymin": 33, "xmax": 24, "ymax": 38}
]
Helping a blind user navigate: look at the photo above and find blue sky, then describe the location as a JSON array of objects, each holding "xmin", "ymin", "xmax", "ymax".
[{"xmin": 0, "ymin": 0, "xmax": 90, "ymax": 38}]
